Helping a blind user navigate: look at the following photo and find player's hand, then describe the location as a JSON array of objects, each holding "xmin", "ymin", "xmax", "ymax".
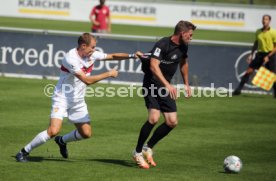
[
  {"xmin": 246, "ymin": 54, "xmax": 253, "ymax": 64},
  {"xmin": 185, "ymin": 85, "xmax": 192, "ymax": 98},
  {"xmin": 263, "ymin": 56, "xmax": 269, "ymax": 65},
  {"xmin": 94, "ymin": 21, "xmax": 100, "ymax": 26},
  {"xmin": 107, "ymin": 27, "xmax": 111, "ymax": 33},
  {"xmin": 135, "ymin": 51, "xmax": 144, "ymax": 58},
  {"xmin": 109, "ymin": 69, "xmax": 118, "ymax": 78},
  {"xmin": 166, "ymin": 84, "xmax": 177, "ymax": 100}
]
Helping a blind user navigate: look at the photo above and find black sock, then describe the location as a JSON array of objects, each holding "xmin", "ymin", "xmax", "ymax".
[
  {"xmin": 57, "ymin": 136, "xmax": 66, "ymax": 145},
  {"xmin": 147, "ymin": 123, "xmax": 173, "ymax": 149},
  {"xmin": 135, "ymin": 121, "xmax": 154, "ymax": 153},
  {"xmin": 21, "ymin": 148, "xmax": 28, "ymax": 154},
  {"xmin": 236, "ymin": 74, "xmax": 250, "ymax": 91},
  {"xmin": 273, "ymin": 83, "xmax": 276, "ymax": 98},
  {"xmin": 60, "ymin": 136, "xmax": 66, "ymax": 145}
]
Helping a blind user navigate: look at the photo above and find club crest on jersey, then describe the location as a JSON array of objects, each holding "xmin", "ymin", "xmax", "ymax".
[
  {"xmin": 171, "ymin": 54, "xmax": 178, "ymax": 60},
  {"xmin": 153, "ymin": 48, "xmax": 161, "ymax": 57},
  {"xmin": 53, "ymin": 107, "xmax": 59, "ymax": 113}
]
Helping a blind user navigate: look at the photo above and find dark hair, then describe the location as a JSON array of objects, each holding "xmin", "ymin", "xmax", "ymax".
[
  {"xmin": 78, "ymin": 33, "xmax": 96, "ymax": 47},
  {"xmin": 263, "ymin": 14, "xmax": 271, "ymax": 21},
  {"xmin": 174, "ymin": 20, "xmax": 196, "ymax": 35}
]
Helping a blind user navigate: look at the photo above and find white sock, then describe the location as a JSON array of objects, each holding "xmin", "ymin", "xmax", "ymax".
[
  {"xmin": 62, "ymin": 130, "xmax": 83, "ymax": 143},
  {"xmin": 24, "ymin": 130, "xmax": 50, "ymax": 153}
]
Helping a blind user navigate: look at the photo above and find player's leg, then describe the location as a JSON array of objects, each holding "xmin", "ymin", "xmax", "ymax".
[
  {"xmin": 15, "ymin": 90, "xmax": 67, "ymax": 162},
  {"xmin": 272, "ymin": 84, "xmax": 276, "ymax": 98},
  {"xmin": 54, "ymin": 123, "xmax": 91, "ymax": 159},
  {"xmin": 265, "ymin": 55, "xmax": 276, "ymax": 98},
  {"xmin": 147, "ymin": 112, "xmax": 177, "ymax": 149},
  {"xmin": 233, "ymin": 67, "xmax": 254, "ymax": 95},
  {"xmin": 57, "ymin": 122, "xmax": 91, "ymax": 143},
  {"xmin": 133, "ymin": 82, "xmax": 160, "ymax": 169},
  {"xmin": 142, "ymin": 112, "xmax": 177, "ymax": 167},
  {"xmin": 233, "ymin": 53, "xmax": 264, "ymax": 95},
  {"xmin": 147, "ymin": 90, "xmax": 177, "ymax": 148},
  {"xmin": 143, "ymin": 92, "xmax": 177, "ymax": 166},
  {"xmin": 133, "ymin": 109, "xmax": 160, "ymax": 169},
  {"xmin": 15, "ymin": 118, "xmax": 63, "ymax": 162},
  {"xmin": 135, "ymin": 109, "xmax": 160, "ymax": 153},
  {"xmin": 55, "ymin": 100, "xmax": 90, "ymax": 158}
]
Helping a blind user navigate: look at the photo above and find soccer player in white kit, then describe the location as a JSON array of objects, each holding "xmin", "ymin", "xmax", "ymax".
[{"xmin": 16, "ymin": 33, "xmax": 140, "ymax": 162}]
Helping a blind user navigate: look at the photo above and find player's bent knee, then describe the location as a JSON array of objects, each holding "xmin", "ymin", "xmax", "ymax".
[
  {"xmin": 166, "ymin": 119, "xmax": 178, "ymax": 128},
  {"xmin": 79, "ymin": 131, "xmax": 92, "ymax": 139},
  {"xmin": 47, "ymin": 128, "xmax": 60, "ymax": 138},
  {"xmin": 148, "ymin": 117, "xmax": 159, "ymax": 124},
  {"xmin": 247, "ymin": 68, "xmax": 254, "ymax": 74},
  {"xmin": 148, "ymin": 114, "xmax": 160, "ymax": 124}
]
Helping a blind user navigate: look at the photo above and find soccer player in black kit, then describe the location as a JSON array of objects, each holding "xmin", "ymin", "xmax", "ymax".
[{"xmin": 133, "ymin": 20, "xmax": 196, "ymax": 169}]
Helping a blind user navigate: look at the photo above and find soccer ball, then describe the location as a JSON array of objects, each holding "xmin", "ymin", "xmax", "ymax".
[{"xmin": 223, "ymin": 155, "xmax": 242, "ymax": 173}]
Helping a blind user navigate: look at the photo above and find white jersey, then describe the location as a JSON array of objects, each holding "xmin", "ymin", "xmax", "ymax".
[{"xmin": 53, "ymin": 48, "xmax": 107, "ymax": 101}]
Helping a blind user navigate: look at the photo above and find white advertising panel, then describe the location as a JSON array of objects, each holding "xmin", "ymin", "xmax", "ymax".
[{"xmin": 0, "ymin": 0, "xmax": 275, "ymax": 32}]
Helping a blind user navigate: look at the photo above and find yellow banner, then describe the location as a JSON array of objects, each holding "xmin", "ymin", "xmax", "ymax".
[
  {"xmin": 18, "ymin": 8, "xmax": 70, "ymax": 16},
  {"xmin": 111, "ymin": 15, "xmax": 156, "ymax": 22},
  {"xmin": 191, "ymin": 19, "xmax": 245, "ymax": 27}
]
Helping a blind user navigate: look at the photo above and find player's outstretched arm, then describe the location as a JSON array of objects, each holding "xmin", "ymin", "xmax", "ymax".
[
  {"xmin": 75, "ymin": 69, "xmax": 118, "ymax": 85},
  {"xmin": 102, "ymin": 51, "xmax": 142, "ymax": 61}
]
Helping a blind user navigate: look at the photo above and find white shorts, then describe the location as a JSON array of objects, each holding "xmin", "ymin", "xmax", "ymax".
[{"xmin": 50, "ymin": 97, "xmax": 90, "ymax": 123}]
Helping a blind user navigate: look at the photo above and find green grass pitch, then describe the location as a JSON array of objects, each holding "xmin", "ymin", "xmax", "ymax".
[
  {"xmin": 0, "ymin": 14, "xmax": 274, "ymax": 180},
  {"xmin": 0, "ymin": 77, "xmax": 275, "ymax": 180},
  {"xmin": 0, "ymin": 17, "xmax": 255, "ymax": 43}
]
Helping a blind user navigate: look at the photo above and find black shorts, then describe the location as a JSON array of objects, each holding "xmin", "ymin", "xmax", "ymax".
[
  {"xmin": 249, "ymin": 52, "xmax": 275, "ymax": 72},
  {"xmin": 142, "ymin": 80, "xmax": 176, "ymax": 113}
]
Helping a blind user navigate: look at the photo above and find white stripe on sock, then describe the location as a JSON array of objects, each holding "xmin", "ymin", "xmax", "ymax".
[{"xmin": 24, "ymin": 130, "xmax": 50, "ymax": 153}]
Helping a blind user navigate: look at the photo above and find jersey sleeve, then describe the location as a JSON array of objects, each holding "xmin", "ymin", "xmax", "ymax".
[
  {"xmin": 106, "ymin": 6, "xmax": 110, "ymax": 17},
  {"xmin": 62, "ymin": 55, "xmax": 82, "ymax": 74},
  {"xmin": 90, "ymin": 7, "xmax": 96, "ymax": 16},
  {"xmin": 255, "ymin": 29, "xmax": 260, "ymax": 40},
  {"xmin": 180, "ymin": 44, "xmax": 188, "ymax": 60},
  {"xmin": 92, "ymin": 51, "xmax": 107, "ymax": 61},
  {"xmin": 272, "ymin": 29, "xmax": 276, "ymax": 43},
  {"xmin": 150, "ymin": 39, "xmax": 167, "ymax": 61}
]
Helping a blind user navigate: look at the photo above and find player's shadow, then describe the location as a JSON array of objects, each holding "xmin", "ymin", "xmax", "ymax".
[
  {"xmin": 233, "ymin": 94, "xmax": 269, "ymax": 99},
  {"xmin": 89, "ymin": 158, "xmax": 136, "ymax": 168},
  {"xmin": 12, "ymin": 156, "xmax": 71, "ymax": 162},
  {"xmin": 218, "ymin": 171, "xmax": 238, "ymax": 174}
]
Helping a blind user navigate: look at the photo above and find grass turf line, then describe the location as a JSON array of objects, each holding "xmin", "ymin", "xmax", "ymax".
[
  {"xmin": 0, "ymin": 16, "xmax": 255, "ymax": 43},
  {"xmin": 0, "ymin": 77, "xmax": 275, "ymax": 180}
]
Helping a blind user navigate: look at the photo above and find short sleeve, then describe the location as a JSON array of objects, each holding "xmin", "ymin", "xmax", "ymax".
[
  {"xmin": 106, "ymin": 6, "xmax": 110, "ymax": 17},
  {"xmin": 150, "ymin": 39, "xmax": 167, "ymax": 61},
  {"xmin": 273, "ymin": 29, "xmax": 276, "ymax": 43},
  {"xmin": 62, "ymin": 56, "xmax": 81, "ymax": 74},
  {"xmin": 90, "ymin": 7, "xmax": 96, "ymax": 16},
  {"xmin": 255, "ymin": 29, "xmax": 259, "ymax": 40},
  {"xmin": 182, "ymin": 45, "xmax": 188, "ymax": 59},
  {"xmin": 92, "ymin": 51, "xmax": 107, "ymax": 61}
]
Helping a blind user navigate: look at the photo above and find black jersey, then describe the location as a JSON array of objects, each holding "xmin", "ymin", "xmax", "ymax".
[{"xmin": 141, "ymin": 36, "xmax": 188, "ymax": 85}]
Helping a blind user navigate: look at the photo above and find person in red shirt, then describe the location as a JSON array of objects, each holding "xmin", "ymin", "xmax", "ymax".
[{"xmin": 89, "ymin": 0, "xmax": 111, "ymax": 33}]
